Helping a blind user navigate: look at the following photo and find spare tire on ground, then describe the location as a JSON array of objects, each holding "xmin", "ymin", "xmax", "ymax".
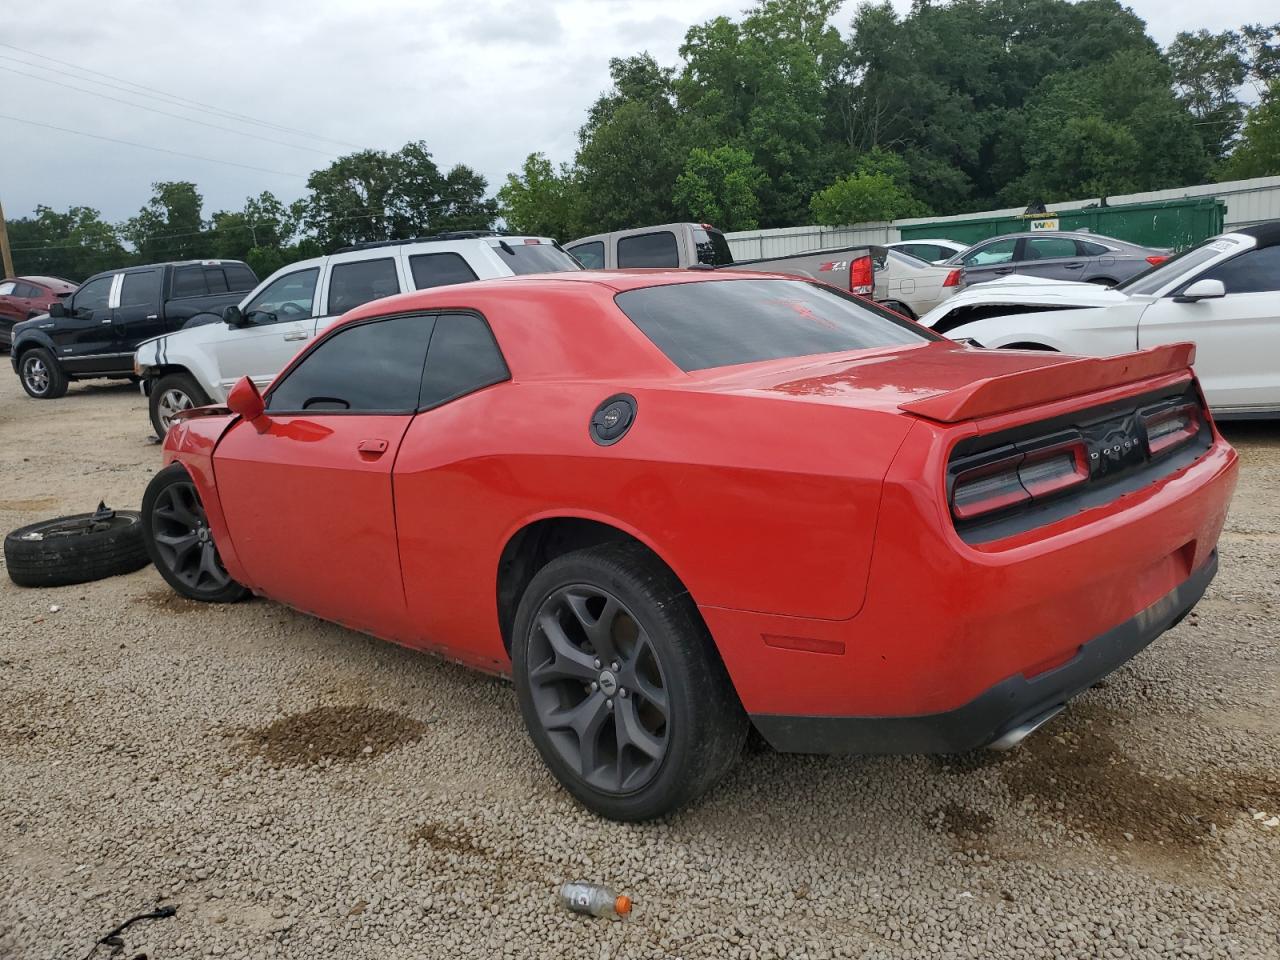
[{"xmin": 5, "ymin": 503, "xmax": 150, "ymax": 587}]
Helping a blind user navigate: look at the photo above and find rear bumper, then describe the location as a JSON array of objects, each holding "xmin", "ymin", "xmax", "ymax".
[{"xmin": 752, "ymin": 550, "xmax": 1216, "ymax": 754}]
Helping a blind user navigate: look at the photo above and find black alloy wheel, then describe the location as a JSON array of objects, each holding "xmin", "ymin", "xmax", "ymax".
[
  {"xmin": 512, "ymin": 542, "xmax": 747, "ymax": 821},
  {"xmin": 142, "ymin": 464, "xmax": 248, "ymax": 603}
]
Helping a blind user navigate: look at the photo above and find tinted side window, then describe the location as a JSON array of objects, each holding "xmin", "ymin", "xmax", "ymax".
[
  {"xmin": 204, "ymin": 267, "xmax": 229, "ymax": 293},
  {"xmin": 327, "ymin": 258, "xmax": 400, "ymax": 314},
  {"xmin": 568, "ymin": 242, "xmax": 605, "ymax": 269},
  {"xmin": 692, "ymin": 227, "xmax": 734, "ymax": 266},
  {"xmin": 268, "ymin": 314, "xmax": 435, "ymax": 413},
  {"xmin": 73, "ymin": 276, "xmax": 113, "ymax": 312},
  {"xmin": 410, "ymin": 252, "xmax": 479, "ymax": 289},
  {"xmin": 1196, "ymin": 246, "xmax": 1280, "ymax": 294},
  {"xmin": 1077, "ymin": 240, "xmax": 1109, "ymax": 256},
  {"xmin": 171, "ymin": 267, "xmax": 206, "ymax": 298},
  {"xmin": 963, "ymin": 238, "xmax": 1018, "ymax": 266},
  {"xmin": 121, "ymin": 270, "xmax": 161, "ymax": 307},
  {"xmin": 224, "ymin": 264, "xmax": 257, "ymax": 291},
  {"xmin": 419, "ymin": 313, "xmax": 510, "ymax": 409},
  {"xmin": 1025, "ymin": 237, "xmax": 1076, "ymax": 260},
  {"xmin": 16, "ymin": 281, "xmax": 42, "ymax": 297},
  {"xmin": 617, "ymin": 231, "xmax": 680, "ymax": 268}
]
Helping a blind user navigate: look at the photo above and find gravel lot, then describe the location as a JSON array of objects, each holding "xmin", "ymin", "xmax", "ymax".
[{"xmin": 1, "ymin": 373, "xmax": 1278, "ymax": 960}]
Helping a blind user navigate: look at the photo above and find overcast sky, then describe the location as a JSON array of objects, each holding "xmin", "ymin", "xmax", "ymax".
[{"xmin": 0, "ymin": 0, "xmax": 1273, "ymax": 225}]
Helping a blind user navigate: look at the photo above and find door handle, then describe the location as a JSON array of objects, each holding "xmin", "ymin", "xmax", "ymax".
[
  {"xmin": 357, "ymin": 438, "xmax": 389, "ymax": 456},
  {"xmin": 146, "ymin": 314, "xmax": 158, "ymax": 319},
  {"xmin": 1063, "ymin": 263, "xmax": 1084, "ymax": 270},
  {"xmin": 993, "ymin": 267, "xmax": 1013, "ymax": 274},
  {"xmin": 283, "ymin": 331, "xmax": 308, "ymax": 342}
]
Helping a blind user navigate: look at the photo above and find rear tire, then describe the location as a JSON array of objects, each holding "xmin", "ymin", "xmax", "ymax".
[
  {"xmin": 142, "ymin": 463, "xmax": 249, "ymax": 603},
  {"xmin": 881, "ymin": 300, "xmax": 916, "ymax": 319},
  {"xmin": 512, "ymin": 541, "xmax": 747, "ymax": 821},
  {"xmin": 149, "ymin": 372, "xmax": 210, "ymax": 437},
  {"xmin": 19, "ymin": 347, "xmax": 68, "ymax": 399}
]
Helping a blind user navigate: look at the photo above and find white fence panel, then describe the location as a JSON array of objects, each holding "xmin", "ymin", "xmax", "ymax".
[{"xmin": 724, "ymin": 176, "xmax": 1280, "ymax": 257}]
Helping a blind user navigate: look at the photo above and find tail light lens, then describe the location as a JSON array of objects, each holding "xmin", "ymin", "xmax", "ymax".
[
  {"xmin": 849, "ymin": 255, "xmax": 873, "ymax": 296},
  {"xmin": 1146, "ymin": 255, "xmax": 1168, "ymax": 266},
  {"xmin": 943, "ymin": 268, "xmax": 962, "ymax": 287},
  {"xmin": 951, "ymin": 439, "xmax": 1089, "ymax": 521},
  {"xmin": 1142, "ymin": 402, "xmax": 1201, "ymax": 457}
]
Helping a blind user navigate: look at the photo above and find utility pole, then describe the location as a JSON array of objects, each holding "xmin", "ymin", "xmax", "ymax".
[{"xmin": 0, "ymin": 195, "xmax": 14, "ymax": 278}]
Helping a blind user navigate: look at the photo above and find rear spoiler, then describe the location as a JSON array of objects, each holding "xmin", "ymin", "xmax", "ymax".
[{"xmin": 900, "ymin": 343, "xmax": 1197, "ymax": 423}]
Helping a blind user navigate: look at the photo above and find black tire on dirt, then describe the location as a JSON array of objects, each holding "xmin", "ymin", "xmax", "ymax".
[
  {"xmin": 149, "ymin": 372, "xmax": 211, "ymax": 437},
  {"xmin": 4, "ymin": 507, "xmax": 150, "ymax": 587},
  {"xmin": 881, "ymin": 300, "xmax": 916, "ymax": 319},
  {"xmin": 512, "ymin": 541, "xmax": 748, "ymax": 821},
  {"xmin": 141, "ymin": 463, "xmax": 249, "ymax": 603},
  {"xmin": 19, "ymin": 347, "xmax": 69, "ymax": 399}
]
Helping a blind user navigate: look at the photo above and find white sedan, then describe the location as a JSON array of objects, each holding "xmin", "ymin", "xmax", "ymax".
[{"xmin": 917, "ymin": 224, "xmax": 1280, "ymax": 418}]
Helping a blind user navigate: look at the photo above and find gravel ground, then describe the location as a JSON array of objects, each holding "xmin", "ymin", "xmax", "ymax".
[{"xmin": 1, "ymin": 373, "xmax": 1278, "ymax": 960}]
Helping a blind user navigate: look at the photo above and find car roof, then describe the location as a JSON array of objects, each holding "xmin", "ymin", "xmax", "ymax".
[
  {"xmin": 8, "ymin": 275, "xmax": 77, "ymax": 288},
  {"xmin": 1235, "ymin": 220, "xmax": 1280, "ymax": 249},
  {"xmin": 335, "ymin": 269, "xmax": 813, "ymax": 327}
]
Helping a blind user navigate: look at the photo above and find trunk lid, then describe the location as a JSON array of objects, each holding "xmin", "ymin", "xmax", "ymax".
[{"xmin": 685, "ymin": 340, "xmax": 1197, "ymax": 422}]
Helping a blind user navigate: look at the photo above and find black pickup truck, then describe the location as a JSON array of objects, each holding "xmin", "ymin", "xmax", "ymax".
[{"xmin": 11, "ymin": 259, "xmax": 257, "ymax": 399}]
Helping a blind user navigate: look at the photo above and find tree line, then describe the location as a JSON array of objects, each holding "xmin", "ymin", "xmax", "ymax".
[{"xmin": 9, "ymin": 0, "xmax": 1280, "ymax": 283}]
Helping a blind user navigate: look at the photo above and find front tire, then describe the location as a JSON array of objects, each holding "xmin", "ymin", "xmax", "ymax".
[
  {"xmin": 149, "ymin": 372, "xmax": 210, "ymax": 437},
  {"xmin": 141, "ymin": 463, "xmax": 249, "ymax": 603},
  {"xmin": 512, "ymin": 542, "xmax": 747, "ymax": 821},
  {"xmin": 19, "ymin": 348, "xmax": 68, "ymax": 399}
]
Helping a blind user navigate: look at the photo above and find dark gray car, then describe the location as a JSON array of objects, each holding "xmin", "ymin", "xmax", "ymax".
[{"xmin": 946, "ymin": 231, "xmax": 1169, "ymax": 286}]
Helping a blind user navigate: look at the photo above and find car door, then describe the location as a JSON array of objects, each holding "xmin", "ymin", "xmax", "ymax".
[
  {"xmin": 111, "ymin": 269, "xmax": 166, "ymax": 358},
  {"xmin": 1137, "ymin": 244, "xmax": 1280, "ymax": 413},
  {"xmin": 1017, "ymin": 236, "xmax": 1087, "ymax": 281},
  {"xmin": 212, "ymin": 312, "xmax": 436, "ymax": 638},
  {"xmin": 0, "ymin": 281, "xmax": 20, "ymax": 340},
  {"xmin": 56, "ymin": 274, "xmax": 120, "ymax": 373},
  {"xmin": 212, "ymin": 266, "xmax": 321, "ymax": 394},
  {"xmin": 389, "ymin": 312, "xmax": 513, "ymax": 664},
  {"xmin": 957, "ymin": 237, "xmax": 1019, "ymax": 284}
]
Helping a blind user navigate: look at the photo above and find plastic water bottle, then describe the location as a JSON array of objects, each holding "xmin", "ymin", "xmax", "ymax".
[{"xmin": 558, "ymin": 882, "xmax": 632, "ymax": 920}]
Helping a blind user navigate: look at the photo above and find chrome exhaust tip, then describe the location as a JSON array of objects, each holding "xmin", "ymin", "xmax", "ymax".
[{"xmin": 986, "ymin": 704, "xmax": 1066, "ymax": 752}]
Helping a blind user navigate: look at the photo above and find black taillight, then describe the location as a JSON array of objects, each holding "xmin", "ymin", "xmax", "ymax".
[
  {"xmin": 1141, "ymin": 402, "xmax": 1201, "ymax": 458},
  {"xmin": 950, "ymin": 438, "xmax": 1089, "ymax": 521}
]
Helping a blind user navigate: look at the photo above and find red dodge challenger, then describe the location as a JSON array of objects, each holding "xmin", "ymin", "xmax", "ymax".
[{"xmin": 143, "ymin": 270, "xmax": 1238, "ymax": 820}]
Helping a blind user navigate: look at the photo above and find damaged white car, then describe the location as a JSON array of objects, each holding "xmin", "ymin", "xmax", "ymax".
[{"xmin": 918, "ymin": 223, "xmax": 1280, "ymax": 418}]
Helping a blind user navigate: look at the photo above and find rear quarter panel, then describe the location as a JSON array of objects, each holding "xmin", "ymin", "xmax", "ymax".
[{"xmin": 391, "ymin": 381, "xmax": 915, "ymax": 666}]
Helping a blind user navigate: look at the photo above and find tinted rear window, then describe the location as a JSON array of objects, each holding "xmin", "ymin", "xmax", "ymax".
[
  {"xmin": 568, "ymin": 241, "xmax": 605, "ymax": 269},
  {"xmin": 618, "ymin": 231, "xmax": 679, "ymax": 268},
  {"xmin": 692, "ymin": 227, "xmax": 734, "ymax": 266},
  {"xmin": 495, "ymin": 242, "xmax": 581, "ymax": 275},
  {"xmin": 410, "ymin": 252, "xmax": 479, "ymax": 289},
  {"xmin": 225, "ymin": 263, "xmax": 258, "ymax": 291},
  {"xmin": 171, "ymin": 266, "xmax": 205, "ymax": 298},
  {"xmin": 615, "ymin": 279, "xmax": 933, "ymax": 372}
]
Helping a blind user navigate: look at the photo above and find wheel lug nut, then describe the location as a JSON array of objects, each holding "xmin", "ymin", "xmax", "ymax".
[
  {"xmin": 610, "ymin": 661, "xmax": 620, "ymax": 672},
  {"xmin": 590, "ymin": 681, "xmax": 598, "ymax": 691},
  {"xmin": 606, "ymin": 699, "xmax": 613, "ymax": 710},
  {"xmin": 593, "ymin": 659, "xmax": 602, "ymax": 669},
  {"xmin": 619, "ymin": 688, "xmax": 628, "ymax": 698}
]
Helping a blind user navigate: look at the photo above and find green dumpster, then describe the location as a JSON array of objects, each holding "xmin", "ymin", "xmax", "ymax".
[{"xmin": 898, "ymin": 196, "xmax": 1225, "ymax": 252}]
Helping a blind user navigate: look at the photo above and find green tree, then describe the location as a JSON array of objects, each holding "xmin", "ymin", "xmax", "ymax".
[
  {"xmin": 120, "ymin": 181, "xmax": 213, "ymax": 262},
  {"xmin": 1224, "ymin": 81, "xmax": 1280, "ymax": 178},
  {"xmin": 1009, "ymin": 51, "xmax": 1209, "ymax": 202},
  {"xmin": 304, "ymin": 141, "xmax": 495, "ymax": 250},
  {"xmin": 677, "ymin": 0, "xmax": 845, "ymax": 226},
  {"xmin": 672, "ymin": 146, "xmax": 765, "ymax": 230},
  {"xmin": 496, "ymin": 153, "xmax": 581, "ymax": 239},
  {"xmin": 809, "ymin": 171, "xmax": 925, "ymax": 225},
  {"xmin": 1167, "ymin": 30, "xmax": 1247, "ymax": 160},
  {"xmin": 7, "ymin": 205, "xmax": 127, "ymax": 281},
  {"xmin": 574, "ymin": 55, "xmax": 684, "ymax": 231}
]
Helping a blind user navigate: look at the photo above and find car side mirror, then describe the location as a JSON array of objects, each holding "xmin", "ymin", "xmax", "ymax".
[
  {"xmin": 1175, "ymin": 278, "xmax": 1225, "ymax": 303},
  {"xmin": 48, "ymin": 301, "xmax": 66, "ymax": 318},
  {"xmin": 222, "ymin": 304, "xmax": 245, "ymax": 326},
  {"xmin": 227, "ymin": 376, "xmax": 265, "ymax": 422}
]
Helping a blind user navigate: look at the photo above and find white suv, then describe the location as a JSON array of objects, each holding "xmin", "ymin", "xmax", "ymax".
[{"xmin": 135, "ymin": 233, "xmax": 579, "ymax": 435}]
